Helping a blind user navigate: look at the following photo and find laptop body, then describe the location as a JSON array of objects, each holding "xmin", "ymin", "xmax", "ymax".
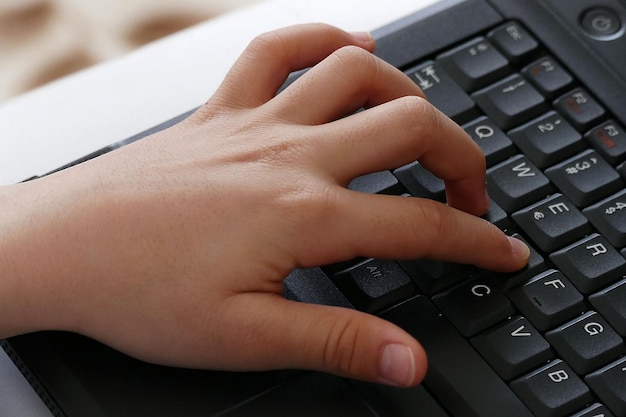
[{"xmin": 2, "ymin": 0, "xmax": 626, "ymax": 416}]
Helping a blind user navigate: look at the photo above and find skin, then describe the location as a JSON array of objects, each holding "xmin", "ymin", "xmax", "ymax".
[{"xmin": 0, "ymin": 23, "xmax": 529, "ymax": 387}]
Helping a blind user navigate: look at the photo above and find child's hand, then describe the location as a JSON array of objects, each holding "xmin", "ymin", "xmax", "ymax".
[{"xmin": 1, "ymin": 23, "xmax": 529, "ymax": 387}]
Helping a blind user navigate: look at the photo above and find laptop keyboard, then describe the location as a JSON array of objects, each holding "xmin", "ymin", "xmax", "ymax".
[
  {"xmin": 316, "ymin": 21, "xmax": 626, "ymax": 417},
  {"xmin": 35, "ymin": 20, "xmax": 626, "ymax": 417}
]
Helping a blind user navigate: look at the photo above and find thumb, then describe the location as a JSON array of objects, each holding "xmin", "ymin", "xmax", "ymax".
[{"xmin": 235, "ymin": 295, "xmax": 428, "ymax": 387}]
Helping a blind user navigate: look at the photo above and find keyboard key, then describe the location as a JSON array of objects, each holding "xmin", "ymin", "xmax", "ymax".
[
  {"xmin": 545, "ymin": 150, "xmax": 623, "ymax": 208},
  {"xmin": 508, "ymin": 269, "xmax": 585, "ymax": 331},
  {"xmin": 432, "ymin": 276, "xmax": 515, "ymax": 337},
  {"xmin": 585, "ymin": 357, "xmax": 626, "ymax": 417},
  {"xmin": 589, "ymin": 279, "xmax": 626, "ymax": 336},
  {"xmin": 382, "ymin": 296, "xmax": 534, "ymax": 417},
  {"xmin": 352, "ymin": 382, "xmax": 451, "ymax": 417},
  {"xmin": 487, "ymin": 232, "xmax": 546, "ymax": 289},
  {"xmin": 550, "ymin": 234, "xmax": 626, "ymax": 294},
  {"xmin": 398, "ymin": 259, "xmax": 471, "ymax": 295},
  {"xmin": 512, "ymin": 193, "xmax": 592, "ymax": 253},
  {"xmin": 437, "ymin": 37, "xmax": 511, "ymax": 91},
  {"xmin": 522, "ymin": 56, "xmax": 574, "ymax": 98},
  {"xmin": 583, "ymin": 189, "xmax": 626, "ymax": 248},
  {"xmin": 471, "ymin": 316, "xmax": 553, "ymax": 380},
  {"xmin": 348, "ymin": 171, "xmax": 401, "ymax": 195},
  {"xmin": 585, "ymin": 120, "xmax": 626, "ymax": 165},
  {"xmin": 508, "ymin": 111, "xmax": 585, "ymax": 169},
  {"xmin": 487, "ymin": 155, "xmax": 554, "ymax": 213},
  {"xmin": 332, "ymin": 259, "xmax": 415, "ymax": 312},
  {"xmin": 554, "ymin": 88, "xmax": 606, "ymax": 131},
  {"xmin": 472, "ymin": 74, "xmax": 548, "ymax": 130},
  {"xmin": 483, "ymin": 198, "xmax": 510, "ymax": 229},
  {"xmin": 545, "ymin": 311, "xmax": 625, "ymax": 375},
  {"xmin": 392, "ymin": 161, "xmax": 445, "ymax": 201},
  {"xmin": 570, "ymin": 403, "xmax": 616, "ymax": 417},
  {"xmin": 488, "ymin": 22, "xmax": 539, "ymax": 63},
  {"xmin": 283, "ymin": 268, "xmax": 353, "ymax": 308},
  {"xmin": 463, "ymin": 116, "xmax": 516, "ymax": 166},
  {"xmin": 511, "ymin": 360, "xmax": 593, "ymax": 417},
  {"xmin": 406, "ymin": 61, "xmax": 479, "ymax": 123}
]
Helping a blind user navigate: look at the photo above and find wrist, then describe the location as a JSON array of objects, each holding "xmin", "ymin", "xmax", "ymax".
[{"xmin": 0, "ymin": 180, "xmax": 75, "ymax": 337}]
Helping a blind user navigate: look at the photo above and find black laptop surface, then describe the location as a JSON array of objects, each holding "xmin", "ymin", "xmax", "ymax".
[{"xmin": 3, "ymin": 0, "xmax": 626, "ymax": 416}]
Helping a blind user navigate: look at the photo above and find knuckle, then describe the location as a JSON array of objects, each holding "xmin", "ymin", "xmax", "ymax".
[
  {"xmin": 320, "ymin": 315, "xmax": 361, "ymax": 376},
  {"xmin": 328, "ymin": 45, "xmax": 379, "ymax": 75},
  {"xmin": 246, "ymin": 30, "xmax": 289, "ymax": 59},
  {"xmin": 413, "ymin": 199, "xmax": 452, "ymax": 254},
  {"xmin": 398, "ymin": 95, "xmax": 443, "ymax": 137}
]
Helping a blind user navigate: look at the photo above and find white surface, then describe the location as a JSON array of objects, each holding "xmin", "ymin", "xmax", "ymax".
[
  {"xmin": 0, "ymin": 0, "xmax": 437, "ymax": 185},
  {"xmin": 0, "ymin": 0, "xmax": 439, "ymax": 415}
]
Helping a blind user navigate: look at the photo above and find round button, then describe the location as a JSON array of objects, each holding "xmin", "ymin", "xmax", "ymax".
[{"xmin": 581, "ymin": 7, "xmax": 623, "ymax": 40}]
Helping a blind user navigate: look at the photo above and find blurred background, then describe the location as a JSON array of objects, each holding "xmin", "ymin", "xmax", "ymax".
[{"xmin": 0, "ymin": 0, "xmax": 264, "ymax": 104}]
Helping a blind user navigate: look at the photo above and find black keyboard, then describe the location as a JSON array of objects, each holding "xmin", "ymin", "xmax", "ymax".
[
  {"xmin": 283, "ymin": 20, "xmax": 626, "ymax": 417},
  {"xmin": 8, "ymin": 3, "xmax": 626, "ymax": 417}
]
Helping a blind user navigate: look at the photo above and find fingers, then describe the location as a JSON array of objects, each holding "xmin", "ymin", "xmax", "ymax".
[
  {"xmin": 220, "ymin": 294, "xmax": 428, "ymax": 387},
  {"xmin": 297, "ymin": 192, "xmax": 529, "ymax": 273},
  {"xmin": 305, "ymin": 95, "xmax": 488, "ymax": 216},
  {"xmin": 267, "ymin": 46, "xmax": 425, "ymax": 125},
  {"xmin": 211, "ymin": 24, "xmax": 376, "ymax": 109}
]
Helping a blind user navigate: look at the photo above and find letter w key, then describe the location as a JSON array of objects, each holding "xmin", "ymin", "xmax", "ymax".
[{"xmin": 487, "ymin": 155, "xmax": 554, "ymax": 213}]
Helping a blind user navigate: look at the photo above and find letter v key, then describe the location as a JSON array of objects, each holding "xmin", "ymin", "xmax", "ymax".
[{"xmin": 511, "ymin": 325, "xmax": 532, "ymax": 337}]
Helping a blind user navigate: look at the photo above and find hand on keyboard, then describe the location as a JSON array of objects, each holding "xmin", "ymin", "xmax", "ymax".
[{"xmin": 0, "ymin": 24, "xmax": 529, "ymax": 388}]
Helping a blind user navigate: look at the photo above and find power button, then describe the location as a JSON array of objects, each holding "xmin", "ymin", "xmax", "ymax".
[{"xmin": 581, "ymin": 7, "xmax": 623, "ymax": 40}]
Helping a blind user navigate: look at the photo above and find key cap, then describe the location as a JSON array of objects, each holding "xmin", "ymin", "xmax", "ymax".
[
  {"xmin": 583, "ymin": 189, "xmax": 626, "ymax": 248},
  {"xmin": 585, "ymin": 120, "xmax": 626, "ymax": 165},
  {"xmin": 619, "ymin": 161, "xmax": 626, "ymax": 180},
  {"xmin": 351, "ymin": 381, "xmax": 451, "ymax": 417},
  {"xmin": 406, "ymin": 61, "xmax": 479, "ymax": 123},
  {"xmin": 223, "ymin": 372, "xmax": 377, "ymax": 417},
  {"xmin": 437, "ymin": 37, "xmax": 511, "ymax": 91},
  {"xmin": 398, "ymin": 259, "xmax": 472, "ymax": 295},
  {"xmin": 463, "ymin": 116, "xmax": 516, "ymax": 166},
  {"xmin": 381, "ymin": 296, "xmax": 534, "ymax": 417},
  {"xmin": 483, "ymin": 198, "xmax": 510, "ymax": 229},
  {"xmin": 488, "ymin": 22, "xmax": 539, "ymax": 63},
  {"xmin": 585, "ymin": 357, "xmax": 626, "ymax": 417},
  {"xmin": 512, "ymin": 193, "xmax": 592, "ymax": 253},
  {"xmin": 545, "ymin": 150, "xmax": 623, "ymax": 208},
  {"xmin": 550, "ymin": 234, "xmax": 626, "ymax": 294},
  {"xmin": 570, "ymin": 403, "xmax": 616, "ymax": 417},
  {"xmin": 508, "ymin": 269, "xmax": 585, "ymax": 331},
  {"xmin": 589, "ymin": 279, "xmax": 626, "ymax": 336},
  {"xmin": 348, "ymin": 170, "xmax": 402, "ymax": 195},
  {"xmin": 393, "ymin": 161, "xmax": 445, "ymax": 201},
  {"xmin": 522, "ymin": 56, "xmax": 574, "ymax": 98},
  {"xmin": 472, "ymin": 74, "xmax": 548, "ymax": 130},
  {"xmin": 283, "ymin": 268, "xmax": 353, "ymax": 308},
  {"xmin": 471, "ymin": 316, "xmax": 554, "ymax": 380},
  {"xmin": 432, "ymin": 276, "xmax": 515, "ymax": 337},
  {"xmin": 486, "ymin": 232, "xmax": 546, "ymax": 289},
  {"xmin": 487, "ymin": 155, "xmax": 554, "ymax": 213},
  {"xmin": 508, "ymin": 111, "xmax": 585, "ymax": 169},
  {"xmin": 332, "ymin": 259, "xmax": 415, "ymax": 312},
  {"xmin": 546, "ymin": 311, "xmax": 625, "ymax": 375},
  {"xmin": 511, "ymin": 360, "xmax": 594, "ymax": 417},
  {"xmin": 554, "ymin": 88, "xmax": 605, "ymax": 131}
]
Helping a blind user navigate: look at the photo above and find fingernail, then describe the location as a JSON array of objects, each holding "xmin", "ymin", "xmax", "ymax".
[
  {"xmin": 508, "ymin": 236, "xmax": 530, "ymax": 262},
  {"xmin": 379, "ymin": 343, "xmax": 415, "ymax": 386},
  {"xmin": 351, "ymin": 31, "xmax": 374, "ymax": 45}
]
